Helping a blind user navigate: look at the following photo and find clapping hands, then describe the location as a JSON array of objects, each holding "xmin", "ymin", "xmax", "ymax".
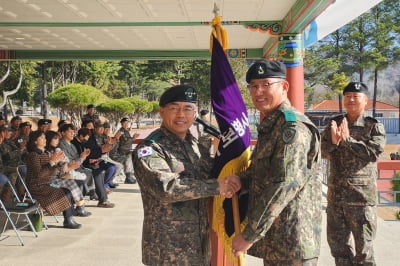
[
  {"xmin": 68, "ymin": 161, "xmax": 81, "ymax": 171},
  {"xmin": 218, "ymin": 175, "xmax": 241, "ymax": 198},
  {"xmin": 50, "ymin": 150, "xmax": 65, "ymax": 164},
  {"xmin": 330, "ymin": 117, "xmax": 350, "ymax": 145}
]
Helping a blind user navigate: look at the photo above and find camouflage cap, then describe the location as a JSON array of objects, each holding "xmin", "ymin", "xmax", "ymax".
[
  {"xmin": 159, "ymin": 85, "xmax": 197, "ymax": 107},
  {"xmin": 343, "ymin": 81, "xmax": 369, "ymax": 95},
  {"xmin": 246, "ymin": 60, "xmax": 286, "ymax": 83}
]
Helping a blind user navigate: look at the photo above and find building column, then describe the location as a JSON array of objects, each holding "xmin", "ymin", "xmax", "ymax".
[{"xmin": 278, "ymin": 34, "xmax": 305, "ymax": 113}]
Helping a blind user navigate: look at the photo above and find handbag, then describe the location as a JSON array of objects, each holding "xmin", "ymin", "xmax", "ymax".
[
  {"xmin": 28, "ymin": 212, "xmax": 43, "ymax": 232},
  {"xmin": 70, "ymin": 170, "xmax": 87, "ymax": 181},
  {"xmin": 62, "ymin": 170, "xmax": 87, "ymax": 181}
]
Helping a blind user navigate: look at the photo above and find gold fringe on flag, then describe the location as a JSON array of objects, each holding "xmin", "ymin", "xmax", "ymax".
[{"xmin": 212, "ymin": 147, "xmax": 251, "ymax": 263}]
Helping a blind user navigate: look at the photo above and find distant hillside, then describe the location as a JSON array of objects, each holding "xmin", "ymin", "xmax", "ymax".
[{"xmin": 309, "ymin": 62, "xmax": 400, "ymax": 107}]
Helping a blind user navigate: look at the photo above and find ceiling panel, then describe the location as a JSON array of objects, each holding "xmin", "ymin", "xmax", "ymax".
[{"xmin": 0, "ymin": 0, "xmax": 384, "ymax": 59}]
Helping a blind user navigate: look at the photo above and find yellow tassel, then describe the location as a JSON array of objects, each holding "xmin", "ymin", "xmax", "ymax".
[
  {"xmin": 221, "ymin": 26, "xmax": 228, "ymax": 50},
  {"xmin": 210, "ymin": 15, "xmax": 229, "ymax": 52},
  {"xmin": 211, "ymin": 147, "xmax": 251, "ymax": 263}
]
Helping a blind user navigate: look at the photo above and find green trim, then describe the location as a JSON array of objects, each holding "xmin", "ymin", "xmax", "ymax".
[
  {"xmin": 0, "ymin": 21, "xmax": 276, "ymax": 27},
  {"xmin": 7, "ymin": 48, "xmax": 263, "ymax": 60},
  {"xmin": 263, "ymin": 0, "xmax": 334, "ymax": 57}
]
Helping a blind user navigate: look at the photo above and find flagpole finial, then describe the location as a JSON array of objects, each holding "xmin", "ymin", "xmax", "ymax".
[{"xmin": 213, "ymin": 3, "xmax": 220, "ymax": 16}]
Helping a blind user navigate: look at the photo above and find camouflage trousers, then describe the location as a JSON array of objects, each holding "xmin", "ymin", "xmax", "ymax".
[
  {"xmin": 263, "ymin": 257, "xmax": 318, "ymax": 266},
  {"xmin": 326, "ymin": 204, "xmax": 377, "ymax": 266}
]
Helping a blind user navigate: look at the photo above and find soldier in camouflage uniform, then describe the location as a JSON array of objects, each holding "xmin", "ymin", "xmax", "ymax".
[
  {"xmin": 82, "ymin": 104, "xmax": 100, "ymax": 123},
  {"xmin": 229, "ymin": 60, "xmax": 322, "ymax": 266},
  {"xmin": 109, "ymin": 117, "xmax": 139, "ymax": 184},
  {"xmin": 14, "ymin": 121, "xmax": 31, "ymax": 149},
  {"xmin": 133, "ymin": 85, "xmax": 240, "ymax": 266},
  {"xmin": 0, "ymin": 125, "xmax": 27, "ymax": 201},
  {"xmin": 321, "ymin": 82, "xmax": 386, "ymax": 266}
]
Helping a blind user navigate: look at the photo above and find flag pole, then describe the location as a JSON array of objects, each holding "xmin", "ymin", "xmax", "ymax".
[{"xmin": 211, "ymin": 4, "xmax": 244, "ymax": 266}]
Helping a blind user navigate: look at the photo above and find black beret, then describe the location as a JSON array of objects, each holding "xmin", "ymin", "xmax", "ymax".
[
  {"xmin": 57, "ymin": 119, "xmax": 67, "ymax": 127},
  {"xmin": 159, "ymin": 85, "xmax": 197, "ymax": 107},
  {"xmin": 103, "ymin": 122, "xmax": 110, "ymax": 128},
  {"xmin": 200, "ymin": 110, "xmax": 209, "ymax": 116},
  {"xmin": 120, "ymin": 117, "xmax": 129, "ymax": 123},
  {"xmin": 87, "ymin": 104, "xmax": 95, "ymax": 109},
  {"xmin": 10, "ymin": 116, "xmax": 22, "ymax": 123},
  {"xmin": 246, "ymin": 60, "xmax": 286, "ymax": 83},
  {"xmin": 343, "ymin": 82, "xmax": 369, "ymax": 95},
  {"xmin": 38, "ymin": 119, "xmax": 49, "ymax": 126},
  {"xmin": 19, "ymin": 122, "xmax": 32, "ymax": 128},
  {"xmin": 94, "ymin": 121, "xmax": 104, "ymax": 128}
]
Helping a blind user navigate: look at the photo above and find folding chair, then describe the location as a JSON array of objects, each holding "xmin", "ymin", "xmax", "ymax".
[
  {"xmin": 16, "ymin": 165, "xmax": 59, "ymax": 226},
  {"xmin": 0, "ymin": 178, "xmax": 39, "ymax": 246}
]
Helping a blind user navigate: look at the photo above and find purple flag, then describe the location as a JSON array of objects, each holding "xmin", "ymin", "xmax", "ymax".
[{"xmin": 210, "ymin": 35, "xmax": 251, "ymax": 237}]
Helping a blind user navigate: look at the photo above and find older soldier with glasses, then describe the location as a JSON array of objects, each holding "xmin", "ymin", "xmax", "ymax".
[
  {"xmin": 226, "ymin": 60, "xmax": 322, "ymax": 266},
  {"xmin": 321, "ymin": 82, "xmax": 386, "ymax": 266},
  {"xmin": 133, "ymin": 84, "xmax": 240, "ymax": 266}
]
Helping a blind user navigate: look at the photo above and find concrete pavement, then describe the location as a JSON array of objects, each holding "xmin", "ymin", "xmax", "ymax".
[{"xmin": 1, "ymin": 183, "xmax": 400, "ymax": 266}]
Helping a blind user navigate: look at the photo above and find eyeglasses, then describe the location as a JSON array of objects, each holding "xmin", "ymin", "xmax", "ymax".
[
  {"xmin": 165, "ymin": 105, "xmax": 195, "ymax": 115},
  {"xmin": 247, "ymin": 80, "xmax": 283, "ymax": 91}
]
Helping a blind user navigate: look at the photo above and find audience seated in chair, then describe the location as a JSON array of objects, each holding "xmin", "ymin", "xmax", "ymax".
[
  {"xmin": 0, "ymin": 126, "xmax": 26, "ymax": 202},
  {"xmin": 71, "ymin": 127, "xmax": 115, "ymax": 208},
  {"xmin": 45, "ymin": 130, "xmax": 91, "ymax": 217},
  {"xmin": 25, "ymin": 130, "xmax": 82, "ymax": 229},
  {"xmin": 81, "ymin": 120, "xmax": 117, "ymax": 195}
]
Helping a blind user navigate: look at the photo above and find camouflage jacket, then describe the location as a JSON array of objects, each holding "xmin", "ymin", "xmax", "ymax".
[
  {"xmin": 116, "ymin": 127, "xmax": 133, "ymax": 155},
  {"xmin": 81, "ymin": 113, "xmax": 99, "ymax": 123},
  {"xmin": 321, "ymin": 114, "xmax": 386, "ymax": 206},
  {"xmin": 0, "ymin": 139, "xmax": 26, "ymax": 169},
  {"xmin": 239, "ymin": 100, "xmax": 322, "ymax": 260},
  {"xmin": 133, "ymin": 126, "xmax": 217, "ymax": 266}
]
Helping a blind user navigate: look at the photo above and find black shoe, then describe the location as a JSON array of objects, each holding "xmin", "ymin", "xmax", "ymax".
[
  {"xmin": 88, "ymin": 190, "xmax": 98, "ymax": 201},
  {"xmin": 63, "ymin": 217, "xmax": 82, "ymax": 229},
  {"xmin": 97, "ymin": 201, "xmax": 115, "ymax": 208},
  {"xmin": 109, "ymin": 182, "xmax": 119, "ymax": 188},
  {"xmin": 124, "ymin": 174, "xmax": 137, "ymax": 184},
  {"xmin": 74, "ymin": 206, "xmax": 92, "ymax": 217}
]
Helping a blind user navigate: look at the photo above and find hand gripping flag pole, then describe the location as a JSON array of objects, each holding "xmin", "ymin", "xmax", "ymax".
[{"xmin": 209, "ymin": 5, "xmax": 251, "ymax": 265}]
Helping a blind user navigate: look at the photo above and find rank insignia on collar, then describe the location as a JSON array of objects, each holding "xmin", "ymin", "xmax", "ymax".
[
  {"xmin": 138, "ymin": 146, "xmax": 153, "ymax": 158},
  {"xmin": 282, "ymin": 125, "xmax": 297, "ymax": 144}
]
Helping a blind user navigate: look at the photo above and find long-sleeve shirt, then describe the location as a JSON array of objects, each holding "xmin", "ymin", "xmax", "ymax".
[
  {"xmin": 321, "ymin": 114, "xmax": 386, "ymax": 206},
  {"xmin": 133, "ymin": 126, "xmax": 217, "ymax": 265},
  {"xmin": 239, "ymin": 100, "xmax": 322, "ymax": 260}
]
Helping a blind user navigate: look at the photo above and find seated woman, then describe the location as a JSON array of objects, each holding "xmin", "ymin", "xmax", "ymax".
[
  {"xmin": 26, "ymin": 130, "xmax": 81, "ymax": 229},
  {"xmin": 45, "ymin": 130, "xmax": 91, "ymax": 217}
]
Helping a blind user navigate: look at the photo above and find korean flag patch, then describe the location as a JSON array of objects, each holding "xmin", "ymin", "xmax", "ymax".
[{"xmin": 138, "ymin": 146, "xmax": 153, "ymax": 158}]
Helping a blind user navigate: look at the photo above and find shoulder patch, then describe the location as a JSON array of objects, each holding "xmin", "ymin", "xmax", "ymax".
[
  {"xmin": 137, "ymin": 146, "xmax": 153, "ymax": 158},
  {"xmin": 283, "ymin": 110, "xmax": 297, "ymax": 122},
  {"xmin": 282, "ymin": 124, "xmax": 297, "ymax": 144}
]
